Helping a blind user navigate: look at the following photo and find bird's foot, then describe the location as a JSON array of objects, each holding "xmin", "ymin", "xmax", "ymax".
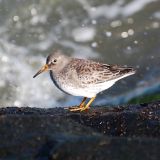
[
  {"xmin": 64, "ymin": 96, "xmax": 95, "ymax": 112},
  {"xmin": 70, "ymin": 107, "xmax": 82, "ymax": 112},
  {"xmin": 64, "ymin": 106, "xmax": 82, "ymax": 112},
  {"xmin": 79, "ymin": 106, "xmax": 90, "ymax": 112},
  {"xmin": 64, "ymin": 105, "xmax": 88, "ymax": 112}
]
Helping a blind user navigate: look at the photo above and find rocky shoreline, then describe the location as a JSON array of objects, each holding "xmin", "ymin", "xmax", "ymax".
[{"xmin": 0, "ymin": 101, "xmax": 159, "ymax": 160}]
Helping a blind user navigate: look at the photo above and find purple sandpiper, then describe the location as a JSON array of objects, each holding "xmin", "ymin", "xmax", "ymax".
[{"xmin": 33, "ymin": 50, "xmax": 136, "ymax": 111}]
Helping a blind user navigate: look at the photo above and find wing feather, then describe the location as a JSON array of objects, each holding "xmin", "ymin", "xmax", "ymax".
[{"xmin": 72, "ymin": 59, "xmax": 135, "ymax": 85}]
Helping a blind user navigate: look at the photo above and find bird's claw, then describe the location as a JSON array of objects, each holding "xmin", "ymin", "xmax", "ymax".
[
  {"xmin": 64, "ymin": 106, "xmax": 89, "ymax": 112},
  {"xmin": 64, "ymin": 106, "xmax": 81, "ymax": 111}
]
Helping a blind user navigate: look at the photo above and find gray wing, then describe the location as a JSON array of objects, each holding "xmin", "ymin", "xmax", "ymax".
[{"xmin": 73, "ymin": 59, "xmax": 135, "ymax": 85}]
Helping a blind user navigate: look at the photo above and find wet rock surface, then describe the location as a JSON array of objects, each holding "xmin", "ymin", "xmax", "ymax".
[{"xmin": 0, "ymin": 101, "xmax": 160, "ymax": 160}]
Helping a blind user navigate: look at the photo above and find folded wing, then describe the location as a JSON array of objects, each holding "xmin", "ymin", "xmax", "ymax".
[{"xmin": 74, "ymin": 59, "xmax": 135, "ymax": 85}]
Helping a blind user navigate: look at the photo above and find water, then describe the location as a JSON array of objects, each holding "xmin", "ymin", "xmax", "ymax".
[{"xmin": 0, "ymin": 0, "xmax": 160, "ymax": 108}]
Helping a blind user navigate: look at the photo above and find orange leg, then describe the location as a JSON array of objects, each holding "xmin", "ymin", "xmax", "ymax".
[
  {"xmin": 69, "ymin": 97, "xmax": 87, "ymax": 111},
  {"xmin": 79, "ymin": 97, "xmax": 87, "ymax": 108},
  {"xmin": 80, "ymin": 96, "xmax": 96, "ymax": 111},
  {"xmin": 69, "ymin": 96, "xmax": 96, "ymax": 112}
]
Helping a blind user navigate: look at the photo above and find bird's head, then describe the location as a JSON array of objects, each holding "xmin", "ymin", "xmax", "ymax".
[{"xmin": 33, "ymin": 50, "xmax": 69, "ymax": 78}]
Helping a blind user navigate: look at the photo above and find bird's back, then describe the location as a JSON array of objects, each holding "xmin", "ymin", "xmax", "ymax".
[{"xmin": 68, "ymin": 58, "xmax": 135, "ymax": 85}]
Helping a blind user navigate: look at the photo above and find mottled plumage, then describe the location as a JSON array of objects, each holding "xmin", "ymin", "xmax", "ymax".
[{"xmin": 33, "ymin": 50, "xmax": 136, "ymax": 111}]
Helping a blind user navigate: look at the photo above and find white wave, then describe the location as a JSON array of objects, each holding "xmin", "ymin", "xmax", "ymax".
[
  {"xmin": 0, "ymin": 38, "xmax": 62, "ymax": 107},
  {"xmin": 77, "ymin": 0, "xmax": 157, "ymax": 19}
]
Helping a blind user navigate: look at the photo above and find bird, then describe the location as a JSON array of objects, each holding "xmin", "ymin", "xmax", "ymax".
[{"xmin": 33, "ymin": 50, "xmax": 136, "ymax": 112}]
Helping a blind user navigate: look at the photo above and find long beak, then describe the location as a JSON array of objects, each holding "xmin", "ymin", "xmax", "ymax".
[{"xmin": 33, "ymin": 64, "xmax": 49, "ymax": 78}]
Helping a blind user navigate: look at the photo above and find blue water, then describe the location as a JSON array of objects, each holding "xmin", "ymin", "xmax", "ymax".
[{"xmin": 0, "ymin": 0, "xmax": 160, "ymax": 107}]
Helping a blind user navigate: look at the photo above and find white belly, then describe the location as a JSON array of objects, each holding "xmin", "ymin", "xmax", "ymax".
[
  {"xmin": 60, "ymin": 80, "xmax": 115, "ymax": 98},
  {"xmin": 52, "ymin": 72, "xmax": 134, "ymax": 98}
]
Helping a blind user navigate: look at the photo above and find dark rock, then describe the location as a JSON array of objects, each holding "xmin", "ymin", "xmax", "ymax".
[{"xmin": 0, "ymin": 101, "xmax": 159, "ymax": 159}]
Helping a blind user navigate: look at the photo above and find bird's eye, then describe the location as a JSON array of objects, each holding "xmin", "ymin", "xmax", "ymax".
[{"xmin": 53, "ymin": 59, "xmax": 57, "ymax": 63}]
